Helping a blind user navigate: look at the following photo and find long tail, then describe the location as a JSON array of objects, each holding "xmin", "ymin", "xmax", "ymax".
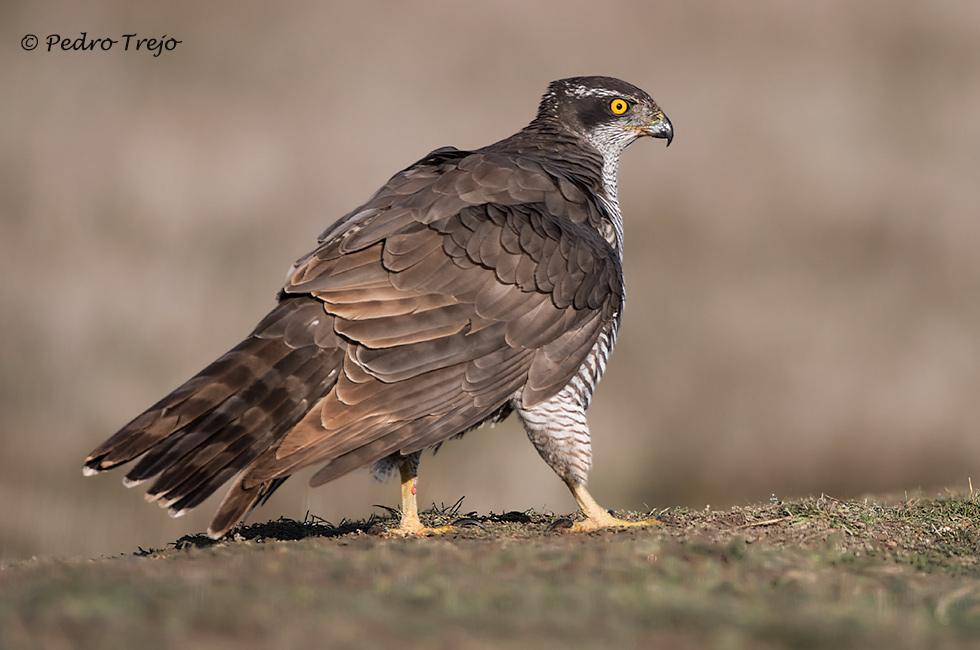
[{"xmin": 84, "ymin": 296, "xmax": 343, "ymax": 533}]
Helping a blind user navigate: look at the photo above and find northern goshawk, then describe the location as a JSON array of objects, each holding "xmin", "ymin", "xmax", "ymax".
[{"xmin": 84, "ymin": 76, "xmax": 673, "ymax": 537}]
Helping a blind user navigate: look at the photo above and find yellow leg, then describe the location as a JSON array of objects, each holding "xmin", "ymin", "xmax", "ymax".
[
  {"xmin": 383, "ymin": 459, "xmax": 456, "ymax": 537},
  {"xmin": 565, "ymin": 480, "xmax": 660, "ymax": 533}
]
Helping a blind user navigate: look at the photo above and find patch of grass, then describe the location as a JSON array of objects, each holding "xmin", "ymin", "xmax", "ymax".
[{"xmin": 3, "ymin": 493, "xmax": 980, "ymax": 649}]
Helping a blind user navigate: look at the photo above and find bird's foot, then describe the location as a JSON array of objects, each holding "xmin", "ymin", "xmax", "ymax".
[
  {"xmin": 560, "ymin": 481, "xmax": 660, "ymax": 533},
  {"xmin": 379, "ymin": 512, "xmax": 484, "ymax": 538},
  {"xmin": 568, "ymin": 510, "xmax": 660, "ymax": 533},
  {"xmin": 381, "ymin": 521, "xmax": 456, "ymax": 538}
]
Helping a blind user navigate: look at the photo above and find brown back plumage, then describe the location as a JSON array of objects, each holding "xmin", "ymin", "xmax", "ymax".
[{"xmin": 85, "ymin": 76, "xmax": 669, "ymax": 538}]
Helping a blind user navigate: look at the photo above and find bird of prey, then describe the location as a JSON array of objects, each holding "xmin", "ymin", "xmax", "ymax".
[{"xmin": 84, "ymin": 76, "xmax": 673, "ymax": 538}]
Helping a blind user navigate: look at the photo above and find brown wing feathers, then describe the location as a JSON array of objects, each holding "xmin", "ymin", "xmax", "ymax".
[{"xmin": 85, "ymin": 145, "xmax": 621, "ymax": 538}]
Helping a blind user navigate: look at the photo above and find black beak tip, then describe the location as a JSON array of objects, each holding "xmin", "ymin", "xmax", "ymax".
[{"xmin": 650, "ymin": 115, "xmax": 673, "ymax": 147}]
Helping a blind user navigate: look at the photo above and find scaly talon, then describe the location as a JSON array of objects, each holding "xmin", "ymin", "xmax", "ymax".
[
  {"xmin": 382, "ymin": 520, "xmax": 456, "ymax": 538},
  {"xmin": 568, "ymin": 512, "xmax": 661, "ymax": 533},
  {"xmin": 564, "ymin": 480, "xmax": 660, "ymax": 533}
]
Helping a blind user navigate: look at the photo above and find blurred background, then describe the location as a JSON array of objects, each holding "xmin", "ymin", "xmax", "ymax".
[{"xmin": 2, "ymin": 1, "xmax": 979, "ymax": 562}]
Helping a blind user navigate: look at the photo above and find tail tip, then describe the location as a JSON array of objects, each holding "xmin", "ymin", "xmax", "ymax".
[
  {"xmin": 124, "ymin": 476, "xmax": 147, "ymax": 489},
  {"xmin": 168, "ymin": 507, "xmax": 189, "ymax": 519}
]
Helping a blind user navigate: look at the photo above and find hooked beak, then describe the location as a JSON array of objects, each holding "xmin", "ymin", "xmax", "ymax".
[{"xmin": 646, "ymin": 111, "xmax": 673, "ymax": 146}]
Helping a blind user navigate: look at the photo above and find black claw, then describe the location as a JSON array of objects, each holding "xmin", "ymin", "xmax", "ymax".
[
  {"xmin": 451, "ymin": 517, "xmax": 485, "ymax": 530},
  {"xmin": 546, "ymin": 517, "xmax": 574, "ymax": 532}
]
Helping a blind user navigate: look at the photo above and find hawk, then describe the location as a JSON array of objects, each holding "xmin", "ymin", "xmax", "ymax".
[{"xmin": 84, "ymin": 76, "xmax": 673, "ymax": 537}]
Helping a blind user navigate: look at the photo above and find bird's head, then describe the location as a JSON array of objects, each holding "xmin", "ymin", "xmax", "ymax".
[{"xmin": 537, "ymin": 76, "xmax": 672, "ymax": 157}]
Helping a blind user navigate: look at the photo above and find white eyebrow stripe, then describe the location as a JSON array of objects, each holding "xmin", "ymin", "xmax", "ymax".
[{"xmin": 567, "ymin": 85, "xmax": 630, "ymax": 100}]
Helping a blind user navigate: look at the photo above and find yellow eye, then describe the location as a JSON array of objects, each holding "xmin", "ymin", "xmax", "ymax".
[{"xmin": 610, "ymin": 98, "xmax": 629, "ymax": 115}]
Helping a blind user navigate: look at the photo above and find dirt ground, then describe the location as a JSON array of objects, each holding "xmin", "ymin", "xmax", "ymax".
[{"xmin": 3, "ymin": 491, "xmax": 980, "ymax": 649}]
